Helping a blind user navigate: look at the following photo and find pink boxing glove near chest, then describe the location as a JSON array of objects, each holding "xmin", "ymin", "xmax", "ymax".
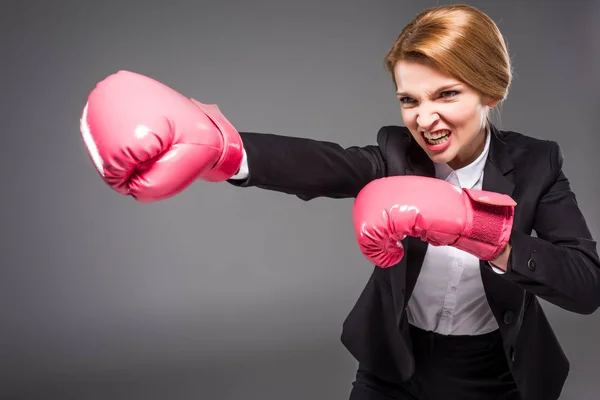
[{"xmin": 352, "ymin": 175, "xmax": 516, "ymax": 268}]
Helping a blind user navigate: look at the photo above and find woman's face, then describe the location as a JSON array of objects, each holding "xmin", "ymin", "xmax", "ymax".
[{"xmin": 394, "ymin": 59, "xmax": 499, "ymax": 170}]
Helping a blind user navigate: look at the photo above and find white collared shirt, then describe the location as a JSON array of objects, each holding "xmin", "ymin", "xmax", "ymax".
[{"xmin": 406, "ymin": 128, "xmax": 500, "ymax": 335}]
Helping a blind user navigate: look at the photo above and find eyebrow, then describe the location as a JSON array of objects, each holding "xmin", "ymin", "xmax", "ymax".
[{"xmin": 396, "ymin": 83, "xmax": 461, "ymax": 97}]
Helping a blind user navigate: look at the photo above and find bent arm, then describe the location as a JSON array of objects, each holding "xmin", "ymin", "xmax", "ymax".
[
  {"xmin": 501, "ymin": 143, "xmax": 600, "ymax": 314},
  {"xmin": 227, "ymin": 130, "xmax": 387, "ymax": 200}
]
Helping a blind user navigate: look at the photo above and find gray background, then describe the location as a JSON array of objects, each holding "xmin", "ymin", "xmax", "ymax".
[{"xmin": 2, "ymin": 0, "xmax": 599, "ymax": 399}]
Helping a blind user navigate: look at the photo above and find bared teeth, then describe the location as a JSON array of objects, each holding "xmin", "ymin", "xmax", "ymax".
[
  {"xmin": 424, "ymin": 130, "xmax": 450, "ymax": 140},
  {"xmin": 423, "ymin": 130, "xmax": 450, "ymax": 145}
]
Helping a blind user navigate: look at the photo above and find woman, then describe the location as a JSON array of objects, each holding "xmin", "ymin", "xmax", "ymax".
[{"xmin": 80, "ymin": 4, "xmax": 600, "ymax": 400}]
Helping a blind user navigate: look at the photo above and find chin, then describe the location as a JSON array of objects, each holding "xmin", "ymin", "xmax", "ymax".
[
  {"xmin": 429, "ymin": 153, "xmax": 454, "ymax": 164},
  {"xmin": 421, "ymin": 144, "xmax": 457, "ymax": 164}
]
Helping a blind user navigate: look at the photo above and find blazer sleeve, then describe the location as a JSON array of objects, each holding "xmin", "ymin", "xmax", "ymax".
[
  {"xmin": 226, "ymin": 129, "xmax": 388, "ymax": 200},
  {"xmin": 502, "ymin": 141, "xmax": 600, "ymax": 314}
]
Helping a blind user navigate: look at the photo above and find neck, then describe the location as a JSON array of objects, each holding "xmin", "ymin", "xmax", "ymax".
[{"xmin": 448, "ymin": 127, "xmax": 487, "ymax": 170}]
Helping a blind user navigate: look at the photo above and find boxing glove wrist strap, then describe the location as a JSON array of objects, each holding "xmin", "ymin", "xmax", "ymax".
[
  {"xmin": 455, "ymin": 188, "xmax": 516, "ymax": 260},
  {"xmin": 191, "ymin": 99, "xmax": 244, "ymax": 181}
]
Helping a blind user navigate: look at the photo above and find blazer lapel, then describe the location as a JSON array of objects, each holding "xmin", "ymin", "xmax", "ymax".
[
  {"xmin": 481, "ymin": 126, "xmax": 515, "ymax": 197},
  {"xmin": 394, "ymin": 135, "xmax": 436, "ymax": 300},
  {"xmin": 478, "ymin": 126, "xmax": 525, "ymax": 312}
]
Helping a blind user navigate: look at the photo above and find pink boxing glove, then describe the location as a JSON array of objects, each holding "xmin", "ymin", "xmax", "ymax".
[
  {"xmin": 353, "ymin": 176, "xmax": 516, "ymax": 267},
  {"xmin": 80, "ymin": 70, "xmax": 243, "ymax": 202}
]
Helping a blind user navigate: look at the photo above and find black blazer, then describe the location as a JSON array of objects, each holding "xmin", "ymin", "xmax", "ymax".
[{"xmin": 228, "ymin": 125, "xmax": 600, "ymax": 400}]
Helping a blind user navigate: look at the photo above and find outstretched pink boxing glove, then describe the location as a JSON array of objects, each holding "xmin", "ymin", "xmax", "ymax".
[
  {"xmin": 80, "ymin": 70, "xmax": 243, "ymax": 202},
  {"xmin": 353, "ymin": 176, "xmax": 516, "ymax": 267}
]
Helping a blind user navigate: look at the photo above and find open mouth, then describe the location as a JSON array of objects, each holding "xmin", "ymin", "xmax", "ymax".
[{"xmin": 423, "ymin": 129, "xmax": 451, "ymax": 145}]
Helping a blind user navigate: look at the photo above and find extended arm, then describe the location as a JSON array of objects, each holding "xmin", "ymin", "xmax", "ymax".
[
  {"xmin": 228, "ymin": 131, "xmax": 388, "ymax": 200},
  {"xmin": 79, "ymin": 70, "xmax": 387, "ymax": 203}
]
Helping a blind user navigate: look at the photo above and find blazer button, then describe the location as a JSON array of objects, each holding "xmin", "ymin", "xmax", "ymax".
[
  {"xmin": 527, "ymin": 259, "xmax": 537, "ymax": 271},
  {"xmin": 503, "ymin": 311, "xmax": 514, "ymax": 325}
]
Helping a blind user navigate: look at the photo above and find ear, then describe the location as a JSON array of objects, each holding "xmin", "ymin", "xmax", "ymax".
[{"xmin": 486, "ymin": 97, "xmax": 501, "ymax": 108}]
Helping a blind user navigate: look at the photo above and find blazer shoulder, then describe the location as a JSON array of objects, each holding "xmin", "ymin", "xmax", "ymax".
[
  {"xmin": 375, "ymin": 125, "xmax": 412, "ymax": 149},
  {"xmin": 496, "ymin": 129, "xmax": 562, "ymax": 171}
]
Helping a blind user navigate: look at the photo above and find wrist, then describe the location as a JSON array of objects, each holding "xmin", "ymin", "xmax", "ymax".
[{"xmin": 490, "ymin": 243, "xmax": 512, "ymax": 271}]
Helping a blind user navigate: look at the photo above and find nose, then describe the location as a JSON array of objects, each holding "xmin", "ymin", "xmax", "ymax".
[{"xmin": 416, "ymin": 105, "xmax": 440, "ymax": 131}]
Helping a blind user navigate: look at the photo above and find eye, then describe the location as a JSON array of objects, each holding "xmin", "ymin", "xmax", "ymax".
[
  {"xmin": 399, "ymin": 97, "xmax": 415, "ymax": 105},
  {"xmin": 440, "ymin": 90, "xmax": 459, "ymax": 99}
]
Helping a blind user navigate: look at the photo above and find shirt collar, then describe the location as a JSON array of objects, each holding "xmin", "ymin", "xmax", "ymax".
[{"xmin": 433, "ymin": 126, "xmax": 491, "ymax": 189}]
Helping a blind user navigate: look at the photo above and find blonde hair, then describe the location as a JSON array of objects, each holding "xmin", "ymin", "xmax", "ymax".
[{"xmin": 384, "ymin": 4, "xmax": 512, "ymax": 125}]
